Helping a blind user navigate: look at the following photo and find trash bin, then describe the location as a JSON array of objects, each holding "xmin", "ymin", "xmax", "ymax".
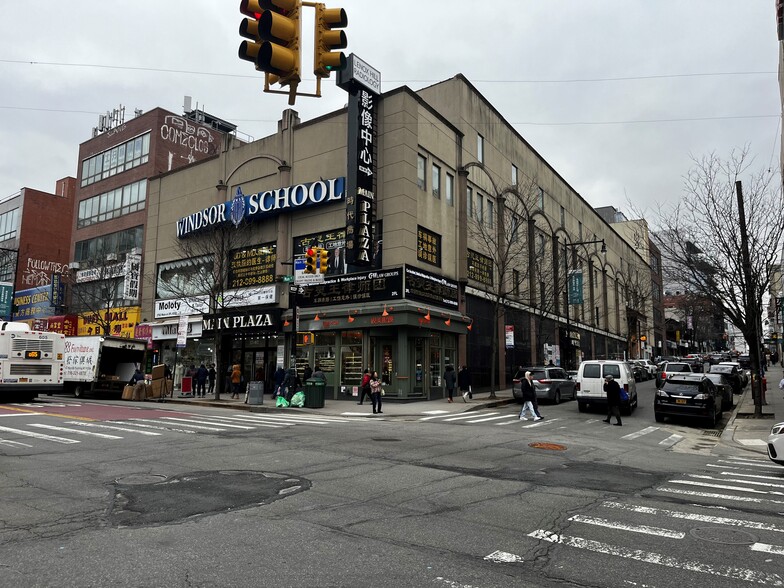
[
  {"xmin": 247, "ymin": 381, "xmax": 264, "ymax": 405},
  {"xmin": 303, "ymin": 378, "xmax": 326, "ymax": 408}
]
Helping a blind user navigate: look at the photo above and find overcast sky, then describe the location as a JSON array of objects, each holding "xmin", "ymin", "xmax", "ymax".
[{"xmin": 0, "ymin": 1, "xmax": 779, "ymax": 217}]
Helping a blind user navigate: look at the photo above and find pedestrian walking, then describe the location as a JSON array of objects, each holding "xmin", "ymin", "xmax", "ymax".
[
  {"xmin": 358, "ymin": 369, "xmax": 371, "ymax": 405},
  {"xmin": 518, "ymin": 371, "xmax": 541, "ymax": 421},
  {"xmin": 282, "ymin": 367, "xmax": 300, "ymax": 402},
  {"xmin": 273, "ymin": 365, "xmax": 286, "ymax": 397},
  {"xmin": 458, "ymin": 365, "xmax": 472, "ymax": 401},
  {"xmin": 513, "ymin": 365, "xmax": 543, "ymax": 418},
  {"xmin": 207, "ymin": 364, "xmax": 216, "ymax": 396},
  {"xmin": 195, "ymin": 363, "xmax": 208, "ymax": 397},
  {"xmin": 602, "ymin": 374, "xmax": 623, "ymax": 426},
  {"xmin": 230, "ymin": 364, "xmax": 242, "ymax": 399},
  {"xmin": 444, "ymin": 364, "xmax": 457, "ymax": 402},
  {"xmin": 369, "ymin": 370, "xmax": 383, "ymax": 414}
]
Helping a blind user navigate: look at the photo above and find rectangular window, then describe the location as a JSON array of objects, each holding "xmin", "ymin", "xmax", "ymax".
[
  {"xmin": 476, "ymin": 193, "xmax": 484, "ymax": 223},
  {"xmin": 0, "ymin": 208, "xmax": 19, "ymax": 241},
  {"xmin": 77, "ymin": 180, "xmax": 147, "ymax": 228},
  {"xmin": 538, "ymin": 186, "xmax": 545, "ymax": 209},
  {"xmin": 80, "ymin": 132, "xmax": 151, "ymax": 187},
  {"xmin": 513, "ymin": 269, "xmax": 520, "ymax": 296},
  {"xmin": 560, "ymin": 205, "xmax": 565, "ymax": 226},
  {"xmin": 445, "ymin": 172, "xmax": 454, "ymax": 206},
  {"xmin": 431, "ymin": 163, "xmax": 441, "ymax": 199},
  {"xmin": 467, "ymin": 187, "xmax": 473, "ymax": 218},
  {"xmin": 417, "ymin": 154, "xmax": 427, "ymax": 190},
  {"xmin": 477, "ymin": 134, "xmax": 484, "ymax": 163},
  {"xmin": 512, "ymin": 164, "xmax": 518, "ymax": 185},
  {"xmin": 487, "ymin": 200, "xmax": 494, "ymax": 228},
  {"xmin": 578, "ymin": 222, "xmax": 583, "ymax": 240},
  {"xmin": 510, "ymin": 213, "xmax": 521, "ymax": 242}
]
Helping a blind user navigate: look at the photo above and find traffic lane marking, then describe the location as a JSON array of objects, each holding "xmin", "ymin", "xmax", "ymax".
[
  {"xmin": 0, "ymin": 425, "xmax": 80, "ymax": 444},
  {"xmin": 64, "ymin": 421, "xmax": 162, "ymax": 436},
  {"xmin": 656, "ymin": 487, "xmax": 784, "ymax": 505},
  {"xmin": 527, "ymin": 529, "xmax": 784, "ymax": 585},
  {"xmin": 568, "ymin": 514, "xmax": 685, "ymax": 539},
  {"xmin": 28, "ymin": 423, "xmax": 122, "ymax": 439}
]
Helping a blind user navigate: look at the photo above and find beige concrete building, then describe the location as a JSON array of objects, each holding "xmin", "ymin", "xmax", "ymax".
[{"xmin": 142, "ymin": 75, "xmax": 648, "ymax": 400}]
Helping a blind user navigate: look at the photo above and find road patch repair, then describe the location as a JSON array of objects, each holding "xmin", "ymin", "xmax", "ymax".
[{"xmin": 108, "ymin": 470, "xmax": 310, "ymax": 527}]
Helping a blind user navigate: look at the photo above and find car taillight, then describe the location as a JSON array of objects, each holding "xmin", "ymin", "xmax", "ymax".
[
  {"xmin": 662, "ymin": 372, "xmax": 667, "ymax": 380},
  {"xmin": 575, "ymin": 382, "xmax": 580, "ymax": 391},
  {"xmin": 537, "ymin": 379, "xmax": 552, "ymax": 384}
]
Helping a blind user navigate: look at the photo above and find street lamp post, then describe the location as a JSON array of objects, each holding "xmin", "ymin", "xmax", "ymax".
[{"xmin": 562, "ymin": 238, "xmax": 606, "ymax": 370}]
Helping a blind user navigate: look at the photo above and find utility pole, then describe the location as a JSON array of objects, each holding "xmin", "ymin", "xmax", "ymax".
[{"xmin": 736, "ymin": 180, "xmax": 763, "ymax": 417}]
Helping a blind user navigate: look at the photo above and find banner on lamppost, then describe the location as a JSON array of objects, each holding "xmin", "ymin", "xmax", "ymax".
[
  {"xmin": 0, "ymin": 282, "xmax": 12, "ymax": 320},
  {"xmin": 505, "ymin": 325, "xmax": 515, "ymax": 349},
  {"xmin": 567, "ymin": 270, "xmax": 583, "ymax": 305}
]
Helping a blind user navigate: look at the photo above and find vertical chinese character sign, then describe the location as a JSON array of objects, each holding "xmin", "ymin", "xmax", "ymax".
[
  {"xmin": 337, "ymin": 55, "xmax": 381, "ymax": 267},
  {"xmin": 123, "ymin": 253, "xmax": 141, "ymax": 301}
]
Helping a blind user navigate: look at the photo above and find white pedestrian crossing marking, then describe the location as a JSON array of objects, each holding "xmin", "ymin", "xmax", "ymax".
[
  {"xmin": 28, "ymin": 423, "xmax": 122, "ymax": 439},
  {"xmin": 737, "ymin": 439, "xmax": 768, "ymax": 446},
  {"xmin": 0, "ymin": 424, "xmax": 79, "ymax": 444},
  {"xmin": 466, "ymin": 414, "xmax": 517, "ymax": 424},
  {"xmin": 750, "ymin": 542, "xmax": 784, "ymax": 556},
  {"xmin": 521, "ymin": 418, "xmax": 561, "ymax": 428},
  {"xmin": 64, "ymin": 421, "xmax": 162, "ymax": 436},
  {"xmin": 656, "ymin": 487, "xmax": 784, "ymax": 505},
  {"xmin": 659, "ymin": 434, "xmax": 683, "ymax": 447},
  {"xmin": 568, "ymin": 514, "xmax": 685, "ymax": 539},
  {"xmin": 0, "ymin": 438, "xmax": 33, "ymax": 448},
  {"xmin": 620, "ymin": 426, "xmax": 659, "ymax": 440},
  {"xmin": 115, "ymin": 420, "xmax": 197, "ymax": 434},
  {"xmin": 527, "ymin": 530, "xmax": 784, "ymax": 585},
  {"xmin": 157, "ymin": 417, "xmax": 228, "ymax": 431}
]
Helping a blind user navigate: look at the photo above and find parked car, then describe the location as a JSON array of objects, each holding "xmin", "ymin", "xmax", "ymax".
[
  {"xmin": 513, "ymin": 366, "xmax": 576, "ymax": 404},
  {"xmin": 768, "ymin": 421, "xmax": 784, "ymax": 466},
  {"xmin": 718, "ymin": 361, "xmax": 749, "ymax": 388},
  {"xmin": 655, "ymin": 361, "xmax": 693, "ymax": 388},
  {"xmin": 683, "ymin": 354, "xmax": 705, "ymax": 373},
  {"xmin": 654, "ymin": 373, "xmax": 723, "ymax": 426},
  {"xmin": 708, "ymin": 363, "xmax": 744, "ymax": 394},
  {"xmin": 575, "ymin": 360, "xmax": 638, "ymax": 415},
  {"xmin": 709, "ymin": 352, "xmax": 731, "ymax": 365},
  {"xmin": 737, "ymin": 355, "xmax": 752, "ymax": 369},
  {"xmin": 630, "ymin": 362, "xmax": 646, "ymax": 382},
  {"xmin": 703, "ymin": 372, "xmax": 735, "ymax": 410},
  {"xmin": 636, "ymin": 359, "xmax": 658, "ymax": 379}
]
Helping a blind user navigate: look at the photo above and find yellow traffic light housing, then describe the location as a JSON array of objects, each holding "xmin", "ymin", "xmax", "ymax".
[
  {"xmin": 319, "ymin": 248, "xmax": 329, "ymax": 273},
  {"xmin": 314, "ymin": 4, "xmax": 348, "ymax": 78},
  {"xmin": 239, "ymin": 0, "xmax": 301, "ymax": 101},
  {"xmin": 305, "ymin": 248, "xmax": 317, "ymax": 274}
]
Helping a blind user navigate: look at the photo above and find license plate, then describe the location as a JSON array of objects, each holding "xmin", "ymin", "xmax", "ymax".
[{"xmin": 676, "ymin": 398, "xmax": 687, "ymax": 404}]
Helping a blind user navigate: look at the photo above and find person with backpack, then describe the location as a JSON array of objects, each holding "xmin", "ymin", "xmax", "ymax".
[{"xmin": 602, "ymin": 374, "xmax": 623, "ymax": 426}]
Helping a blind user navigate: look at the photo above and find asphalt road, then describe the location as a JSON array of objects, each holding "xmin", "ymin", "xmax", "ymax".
[{"xmin": 0, "ymin": 383, "xmax": 782, "ymax": 588}]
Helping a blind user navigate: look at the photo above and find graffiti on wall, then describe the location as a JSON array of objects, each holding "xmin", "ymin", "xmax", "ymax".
[{"xmin": 22, "ymin": 258, "xmax": 69, "ymax": 287}]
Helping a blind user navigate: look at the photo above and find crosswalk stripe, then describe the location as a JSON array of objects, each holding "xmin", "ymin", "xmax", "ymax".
[
  {"xmin": 419, "ymin": 411, "xmax": 497, "ymax": 421},
  {"xmin": 718, "ymin": 471, "xmax": 784, "ymax": 483},
  {"xmin": 443, "ymin": 412, "xmax": 500, "ymax": 422},
  {"xmin": 160, "ymin": 417, "xmax": 255, "ymax": 430},
  {"xmin": 659, "ymin": 434, "xmax": 683, "ymax": 447},
  {"xmin": 156, "ymin": 417, "xmax": 228, "ymax": 431},
  {"xmin": 620, "ymin": 426, "xmax": 659, "ymax": 440},
  {"xmin": 228, "ymin": 414, "xmax": 349, "ymax": 424},
  {"xmin": 687, "ymin": 474, "xmax": 784, "ymax": 490},
  {"xmin": 568, "ymin": 514, "xmax": 685, "ymax": 538},
  {"xmin": 656, "ymin": 487, "xmax": 784, "ymax": 505},
  {"xmin": 750, "ymin": 542, "xmax": 784, "ymax": 556},
  {"xmin": 527, "ymin": 530, "xmax": 784, "ymax": 585},
  {"xmin": 113, "ymin": 419, "xmax": 196, "ymax": 435},
  {"xmin": 668, "ymin": 478, "xmax": 784, "ymax": 496},
  {"xmin": 710, "ymin": 459, "xmax": 781, "ymax": 470},
  {"xmin": 602, "ymin": 501, "xmax": 784, "ymax": 533},
  {"xmin": 522, "ymin": 418, "xmax": 561, "ymax": 429},
  {"xmin": 64, "ymin": 421, "xmax": 162, "ymax": 436},
  {"xmin": 178, "ymin": 415, "xmax": 287, "ymax": 428},
  {"xmin": 0, "ymin": 438, "xmax": 33, "ymax": 447},
  {"xmin": 0, "ymin": 412, "xmax": 43, "ymax": 417},
  {"xmin": 465, "ymin": 414, "xmax": 518, "ymax": 423},
  {"xmin": 0, "ymin": 424, "xmax": 79, "ymax": 444},
  {"xmin": 28, "ymin": 423, "xmax": 122, "ymax": 439}
]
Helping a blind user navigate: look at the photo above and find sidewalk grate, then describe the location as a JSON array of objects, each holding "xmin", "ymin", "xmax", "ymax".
[{"xmin": 701, "ymin": 430, "xmax": 721, "ymax": 437}]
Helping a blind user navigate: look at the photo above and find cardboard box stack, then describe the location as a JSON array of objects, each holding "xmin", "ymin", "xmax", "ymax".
[{"xmin": 150, "ymin": 364, "xmax": 171, "ymax": 399}]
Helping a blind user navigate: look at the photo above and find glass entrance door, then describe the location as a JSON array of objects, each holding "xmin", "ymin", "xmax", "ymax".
[{"xmin": 411, "ymin": 338, "xmax": 428, "ymax": 398}]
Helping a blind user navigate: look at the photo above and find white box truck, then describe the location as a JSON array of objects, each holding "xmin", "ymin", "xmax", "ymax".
[{"xmin": 63, "ymin": 335, "xmax": 147, "ymax": 398}]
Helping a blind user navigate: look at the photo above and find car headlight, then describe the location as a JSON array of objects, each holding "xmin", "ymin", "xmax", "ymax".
[
  {"xmin": 693, "ymin": 394, "xmax": 710, "ymax": 400},
  {"xmin": 655, "ymin": 390, "xmax": 669, "ymax": 397},
  {"xmin": 771, "ymin": 424, "xmax": 784, "ymax": 435}
]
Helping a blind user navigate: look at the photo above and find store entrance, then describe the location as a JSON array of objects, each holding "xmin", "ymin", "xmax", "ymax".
[
  {"xmin": 411, "ymin": 337, "xmax": 429, "ymax": 398},
  {"xmin": 230, "ymin": 335, "xmax": 278, "ymax": 396}
]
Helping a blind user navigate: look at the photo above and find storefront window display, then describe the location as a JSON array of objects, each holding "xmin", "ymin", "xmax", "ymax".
[{"xmin": 341, "ymin": 330, "xmax": 363, "ymax": 387}]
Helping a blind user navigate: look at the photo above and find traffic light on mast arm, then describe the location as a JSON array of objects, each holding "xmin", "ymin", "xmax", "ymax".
[
  {"xmin": 314, "ymin": 4, "xmax": 348, "ymax": 78},
  {"xmin": 239, "ymin": 0, "xmax": 301, "ymax": 87},
  {"xmin": 319, "ymin": 248, "xmax": 329, "ymax": 273},
  {"xmin": 305, "ymin": 248, "xmax": 317, "ymax": 274}
]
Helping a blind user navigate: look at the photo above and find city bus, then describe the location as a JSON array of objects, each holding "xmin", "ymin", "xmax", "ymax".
[{"xmin": 0, "ymin": 322, "xmax": 64, "ymax": 402}]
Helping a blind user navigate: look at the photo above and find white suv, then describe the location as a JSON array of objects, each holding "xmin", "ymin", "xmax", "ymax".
[{"xmin": 576, "ymin": 360, "xmax": 638, "ymax": 415}]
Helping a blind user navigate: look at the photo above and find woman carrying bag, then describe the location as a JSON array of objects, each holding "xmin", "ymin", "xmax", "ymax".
[{"xmin": 369, "ymin": 371, "xmax": 383, "ymax": 414}]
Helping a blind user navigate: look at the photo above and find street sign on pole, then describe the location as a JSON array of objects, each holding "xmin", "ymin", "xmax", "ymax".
[{"xmin": 295, "ymin": 257, "xmax": 324, "ymax": 284}]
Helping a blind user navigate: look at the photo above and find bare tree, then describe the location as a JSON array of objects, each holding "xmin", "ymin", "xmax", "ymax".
[
  {"xmin": 464, "ymin": 164, "xmax": 539, "ymax": 396},
  {"xmin": 651, "ymin": 147, "xmax": 784, "ymax": 416},
  {"xmin": 157, "ymin": 220, "xmax": 258, "ymax": 399},
  {"xmin": 69, "ymin": 249, "xmax": 128, "ymax": 336}
]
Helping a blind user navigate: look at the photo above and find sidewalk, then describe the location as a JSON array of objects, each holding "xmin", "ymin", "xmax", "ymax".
[
  {"xmin": 159, "ymin": 388, "xmax": 518, "ymax": 418},
  {"xmin": 721, "ymin": 364, "xmax": 780, "ymax": 455}
]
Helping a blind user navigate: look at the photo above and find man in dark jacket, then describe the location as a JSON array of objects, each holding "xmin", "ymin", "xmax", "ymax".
[
  {"xmin": 195, "ymin": 364, "xmax": 208, "ymax": 398},
  {"xmin": 458, "ymin": 365, "xmax": 472, "ymax": 401},
  {"xmin": 273, "ymin": 366, "xmax": 286, "ymax": 397},
  {"xmin": 602, "ymin": 374, "xmax": 623, "ymax": 426}
]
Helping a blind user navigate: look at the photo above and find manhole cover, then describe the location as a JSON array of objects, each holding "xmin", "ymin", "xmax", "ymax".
[
  {"xmin": 689, "ymin": 526, "xmax": 757, "ymax": 545},
  {"xmin": 371, "ymin": 438, "xmax": 401, "ymax": 442},
  {"xmin": 115, "ymin": 474, "xmax": 168, "ymax": 485},
  {"xmin": 528, "ymin": 442, "xmax": 567, "ymax": 451}
]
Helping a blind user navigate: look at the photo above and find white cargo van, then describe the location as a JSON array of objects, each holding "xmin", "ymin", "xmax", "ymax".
[{"xmin": 576, "ymin": 360, "xmax": 638, "ymax": 414}]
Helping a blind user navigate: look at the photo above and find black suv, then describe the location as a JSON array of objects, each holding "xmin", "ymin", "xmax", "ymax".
[{"xmin": 654, "ymin": 374, "xmax": 723, "ymax": 426}]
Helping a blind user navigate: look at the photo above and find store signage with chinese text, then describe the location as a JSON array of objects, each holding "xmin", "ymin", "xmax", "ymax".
[
  {"xmin": 404, "ymin": 265, "xmax": 459, "ymax": 309},
  {"xmin": 297, "ymin": 267, "xmax": 403, "ymax": 308},
  {"xmin": 227, "ymin": 243, "xmax": 277, "ymax": 289}
]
